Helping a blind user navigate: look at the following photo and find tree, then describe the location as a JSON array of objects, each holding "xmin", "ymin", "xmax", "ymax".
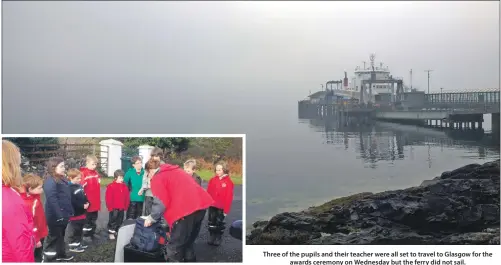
[
  {"xmin": 120, "ymin": 137, "xmax": 191, "ymax": 155},
  {"xmin": 4, "ymin": 137, "xmax": 59, "ymax": 148},
  {"xmin": 3, "ymin": 137, "xmax": 60, "ymax": 164},
  {"xmin": 189, "ymin": 138, "xmax": 234, "ymax": 162}
]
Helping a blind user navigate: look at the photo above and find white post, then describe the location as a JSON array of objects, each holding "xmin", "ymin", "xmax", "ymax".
[
  {"xmin": 138, "ymin": 145, "xmax": 155, "ymax": 168},
  {"xmin": 99, "ymin": 139, "xmax": 123, "ymax": 177}
]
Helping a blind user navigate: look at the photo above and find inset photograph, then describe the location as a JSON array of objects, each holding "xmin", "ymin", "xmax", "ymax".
[{"xmin": 2, "ymin": 135, "xmax": 244, "ymax": 262}]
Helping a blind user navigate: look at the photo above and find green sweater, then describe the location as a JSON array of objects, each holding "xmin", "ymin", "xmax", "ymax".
[{"xmin": 124, "ymin": 168, "xmax": 145, "ymax": 202}]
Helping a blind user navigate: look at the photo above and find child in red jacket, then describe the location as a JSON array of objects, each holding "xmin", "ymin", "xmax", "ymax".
[
  {"xmin": 19, "ymin": 174, "xmax": 48, "ymax": 262},
  {"xmin": 206, "ymin": 160, "xmax": 234, "ymax": 246},
  {"xmin": 105, "ymin": 170, "xmax": 130, "ymax": 240},
  {"xmin": 80, "ymin": 155, "xmax": 101, "ymax": 239}
]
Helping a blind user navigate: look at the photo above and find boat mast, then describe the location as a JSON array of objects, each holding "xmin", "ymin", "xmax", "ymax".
[{"xmin": 410, "ymin": 69, "xmax": 413, "ymax": 91}]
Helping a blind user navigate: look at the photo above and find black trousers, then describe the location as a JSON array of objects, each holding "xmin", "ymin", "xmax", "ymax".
[
  {"xmin": 83, "ymin": 211, "xmax": 98, "ymax": 236},
  {"xmin": 207, "ymin": 206, "xmax": 226, "ymax": 235},
  {"xmin": 34, "ymin": 238, "xmax": 44, "ymax": 262},
  {"xmin": 165, "ymin": 209, "xmax": 206, "ymax": 262},
  {"xmin": 107, "ymin": 209, "xmax": 125, "ymax": 234},
  {"xmin": 143, "ymin": 196, "xmax": 154, "ymax": 216},
  {"xmin": 126, "ymin": 201, "xmax": 144, "ymax": 220},
  {"xmin": 43, "ymin": 223, "xmax": 68, "ymax": 261},
  {"xmin": 68, "ymin": 219, "xmax": 86, "ymax": 245}
]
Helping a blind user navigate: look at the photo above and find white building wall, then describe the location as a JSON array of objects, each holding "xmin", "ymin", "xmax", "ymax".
[
  {"xmin": 138, "ymin": 145, "xmax": 155, "ymax": 168},
  {"xmin": 99, "ymin": 139, "xmax": 123, "ymax": 177}
]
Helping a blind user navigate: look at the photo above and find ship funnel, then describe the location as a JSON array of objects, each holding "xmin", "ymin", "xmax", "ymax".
[{"xmin": 343, "ymin": 71, "xmax": 348, "ymax": 88}]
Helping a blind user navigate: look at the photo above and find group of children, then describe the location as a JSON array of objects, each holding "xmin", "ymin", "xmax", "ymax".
[
  {"xmin": 20, "ymin": 147, "xmax": 235, "ymax": 262},
  {"xmin": 18, "ymin": 155, "xmax": 103, "ymax": 262}
]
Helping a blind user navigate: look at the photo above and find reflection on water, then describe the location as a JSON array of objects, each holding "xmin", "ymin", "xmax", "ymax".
[
  {"xmin": 306, "ymin": 118, "xmax": 499, "ymax": 169},
  {"xmin": 247, "ymin": 116, "xmax": 500, "ymax": 230}
]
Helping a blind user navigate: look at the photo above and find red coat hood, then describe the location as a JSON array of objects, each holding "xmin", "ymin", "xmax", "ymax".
[
  {"xmin": 151, "ymin": 163, "xmax": 214, "ymax": 225},
  {"xmin": 19, "ymin": 191, "xmax": 48, "ymax": 242}
]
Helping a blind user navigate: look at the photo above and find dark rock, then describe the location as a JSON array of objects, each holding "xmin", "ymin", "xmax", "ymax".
[
  {"xmin": 247, "ymin": 160, "xmax": 500, "ymax": 245},
  {"xmin": 253, "ymin": 220, "xmax": 268, "ymax": 228}
]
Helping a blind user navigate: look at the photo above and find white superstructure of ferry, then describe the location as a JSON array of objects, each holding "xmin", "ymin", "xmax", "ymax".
[{"xmin": 330, "ymin": 54, "xmax": 402, "ymax": 101}]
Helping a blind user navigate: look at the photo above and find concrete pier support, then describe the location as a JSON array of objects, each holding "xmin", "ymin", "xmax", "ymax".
[{"xmin": 492, "ymin": 113, "xmax": 500, "ymax": 136}]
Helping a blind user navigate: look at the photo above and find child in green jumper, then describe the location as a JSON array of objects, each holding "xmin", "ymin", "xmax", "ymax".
[{"xmin": 124, "ymin": 156, "xmax": 145, "ymax": 219}]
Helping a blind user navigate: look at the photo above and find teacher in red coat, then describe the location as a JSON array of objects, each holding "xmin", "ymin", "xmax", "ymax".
[{"xmin": 145, "ymin": 160, "xmax": 214, "ymax": 262}]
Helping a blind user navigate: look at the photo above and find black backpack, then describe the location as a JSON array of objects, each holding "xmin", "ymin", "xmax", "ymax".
[{"xmin": 130, "ymin": 218, "xmax": 168, "ymax": 252}]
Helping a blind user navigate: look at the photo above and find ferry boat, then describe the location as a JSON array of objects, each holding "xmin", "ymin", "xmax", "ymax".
[{"xmin": 327, "ymin": 54, "xmax": 405, "ymax": 103}]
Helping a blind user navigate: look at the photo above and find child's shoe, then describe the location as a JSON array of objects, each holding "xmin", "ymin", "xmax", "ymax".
[
  {"xmin": 109, "ymin": 234, "xmax": 116, "ymax": 240},
  {"xmin": 69, "ymin": 246, "xmax": 85, "ymax": 253},
  {"xmin": 55, "ymin": 255, "xmax": 75, "ymax": 261}
]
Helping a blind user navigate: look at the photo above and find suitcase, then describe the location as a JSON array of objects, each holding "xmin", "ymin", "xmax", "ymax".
[{"xmin": 123, "ymin": 243, "xmax": 166, "ymax": 262}]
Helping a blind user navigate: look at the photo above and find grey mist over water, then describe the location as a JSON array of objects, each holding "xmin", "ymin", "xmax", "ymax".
[
  {"xmin": 246, "ymin": 113, "xmax": 499, "ymax": 228},
  {"xmin": 2, "ymin": 2, "xmax": 500, "ymax": 228},
  {"xmin": 2, "ymin": 2, "xmax": 499, "ymax": 133}
]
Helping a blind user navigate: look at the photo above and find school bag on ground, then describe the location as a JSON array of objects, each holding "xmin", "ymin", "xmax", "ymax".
[{"xmin": 129, "ymin": 217, "xmax": 168, "ymax": 253}]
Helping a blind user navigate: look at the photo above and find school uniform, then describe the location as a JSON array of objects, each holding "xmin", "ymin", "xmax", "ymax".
[
  {"xmin": 124, "ymin": 168, "xmax": 145, "ymax": 219},
  {"xmin": 20, "ymin": 191, "xmax": 48, "ymax": 262},
  {"xmin": 43, "ymin": 176, "xmax": 74, "ymax": 262},
  {"xmin": 105, "ymin": 181, "xmax": 130, "ymax": 235},
  {"xmin": 80, "ymin": 167, "xmax": 101, "ymax": 237},
  {"xmin": 68, "ymin": 182, "xmax": 89, "ymax": 251},
  {"xmin": 206, "ymin": 174, "xmax": 234, "ymax": 246}
]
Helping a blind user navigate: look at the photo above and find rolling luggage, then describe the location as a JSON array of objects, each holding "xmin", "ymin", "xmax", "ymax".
[{"xmin": 123, "ymin": 217, "xmax": 169, "ymax": 262}]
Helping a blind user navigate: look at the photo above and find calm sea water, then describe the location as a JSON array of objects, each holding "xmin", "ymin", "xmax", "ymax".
[{"xmin": 246, "ymin": 111, "xmax": 500, "ymax": 230}]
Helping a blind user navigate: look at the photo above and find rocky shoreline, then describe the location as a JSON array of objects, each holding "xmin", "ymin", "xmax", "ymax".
[{"xmin": 247, "ymin": 160, "xmax": 500, "ymax": 245}]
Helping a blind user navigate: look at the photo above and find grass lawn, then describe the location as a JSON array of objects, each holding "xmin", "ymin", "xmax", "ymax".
[
  {"xmin": 197, "ymin": 169, "xmax": 242, "ymax": 185},
  {"xmin": 100, "ymin": 169, "xmax": 242, "ymax": 187},
  {"xmin": 100, "ymin": 177, "xmax": 114, "ymax": 187}
]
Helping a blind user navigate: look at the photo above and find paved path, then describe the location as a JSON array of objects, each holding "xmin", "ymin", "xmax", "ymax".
[{"xmin": 70, "ymin": 183, "xmax": 243, "ymax": 262}]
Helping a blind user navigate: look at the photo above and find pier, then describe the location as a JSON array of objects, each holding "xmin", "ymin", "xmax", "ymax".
[{"xmin": 298, "ymin": 88, "xmax": 500, "ymax": 135}]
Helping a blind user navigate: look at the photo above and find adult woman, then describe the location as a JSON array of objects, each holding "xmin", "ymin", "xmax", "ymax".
[
  {"xmin": 150, "ymin": 147, "xmax": 166, "ymax": 165},
  {"xmin": 2, "ymin": 140, "xmax": 36, "ymax": 262},
  {"xmin": 145, "ymin": 160, "xmax": 214, "ymax": 262}
]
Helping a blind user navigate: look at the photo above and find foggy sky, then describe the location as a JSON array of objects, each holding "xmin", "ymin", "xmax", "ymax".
[{"xmin": 2, "ymin": 1, "xmax": 499, "ymax": 133}]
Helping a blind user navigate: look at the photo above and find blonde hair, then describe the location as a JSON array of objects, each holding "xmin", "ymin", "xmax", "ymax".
[
  {"xmin": 215, "ymin": 160, "xmax": 229, "ymax": 175},
  {"xmin": 86, "ymin": 155, "xmax": 98, "ymax": 164},
  {"xmin": 184, "ymin": 159, "xmax": 197, "ymax": 170},
  {"xmin": 23, "ymin": 173, "xmax": 44, "ymax": 190},
  {"xmin": 2, "ymin": 140, "xmax": 22, "ymax": 187},
  {"xmin": 67, "ymin": 168, "xmax": 81, "ymax": 180}
]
